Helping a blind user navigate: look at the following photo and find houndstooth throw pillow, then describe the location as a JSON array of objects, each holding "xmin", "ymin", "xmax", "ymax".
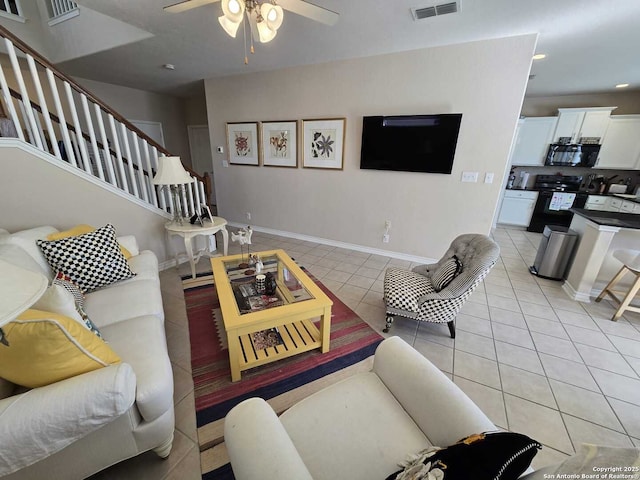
[
  {"xmin": 431, "ymin": 255, "xmax": 462, "ymax": 292},
  {"xmin": 53, "ymin": 272, "xmax": 102, "ymax": 338},
  {"xmin": 37, "ymin": 224, "xmax": 135, "ymax": 293}
]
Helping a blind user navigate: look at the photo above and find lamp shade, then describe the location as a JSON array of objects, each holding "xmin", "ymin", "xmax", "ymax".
[
  {"xmin": 0, "ymin": 260, "xmax": 48, "ymax": 327},
  {"xmin": 221, "ymin": 0, "xmax": 244, "ymax": 22},
  {"xmin": 261, "ymin": 3, "xmax": 283, "ymax": 31},
  {"xmin": 218, "ymin": 15, "xmax": 242, "ymax": 38},
  {"xmin": 257, "ymin": 19, "xmax": 277, "ymax": 43},
  {"xmin": 152, "ymin": 156, "xmax": 194, "ymax": 185}
]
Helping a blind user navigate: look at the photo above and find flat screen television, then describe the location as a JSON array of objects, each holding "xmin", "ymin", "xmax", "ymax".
[{"xmin": 360, "ymin": 114, "xmax": 462, "ymax": 174}]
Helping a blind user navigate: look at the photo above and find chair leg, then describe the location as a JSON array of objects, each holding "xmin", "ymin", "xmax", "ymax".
[
  {"xmin": 596, "ymin": 266, "xmax": 627, "ymax": 302},
  {"xmin": 383, "ymin": 315, "xmax": 394, "ymax": 333},
  {"xmin": 447, "ymin": 320, "xmax": 456, "ymax": 339},
  {"xmin": 612, "ymin": 275, "xmax": 640, "ymax": 322}
]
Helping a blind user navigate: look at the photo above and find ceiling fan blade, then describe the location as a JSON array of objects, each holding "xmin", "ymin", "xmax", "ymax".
[
  {"xmin": 164, "ymin": 0, "xmax": 220, "ymax": 13},
  {"xmin": 277, "ymin": 0, "xmax": 339, "ymax": 26}
]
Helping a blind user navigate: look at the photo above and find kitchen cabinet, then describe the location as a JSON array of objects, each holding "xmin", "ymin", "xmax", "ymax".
[
  {"xmin": 510, "ymin": 117, "xmax": 557, "ymax": 166},
  {"xmin": 620, "ymin": 200, "xmax": 640, "ymax": 214},
  {"xmin": 498, "ymin": 190, "xmax": 538, "ymax": 226},
  {"xmin": 608, "ymin": 197, "xmax": 624, "ymax": 212},
  {"xmin": 552, "ymin": 107, "xmax": 616, "ymax": 144},
  {"xmin": 597, "ymin": 115, "xmax": 640, "ymax": 169},
  {"xmin": 585, "ymin": 195, "xmax": 607, "ymax": 210}
]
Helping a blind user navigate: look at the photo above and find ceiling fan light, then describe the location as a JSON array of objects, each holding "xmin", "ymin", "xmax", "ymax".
[
  {"xmin": 221, "ymin": 0, "xmax": 244, "ymax": 22},
  {"xmin": 261, "ymin": 3, "xmax": 283, "ymax": 31},
  {"xmin": 256, "ymin": 19, "xmax": 277, "ymax": 43},
  {"xmin": 218, "ymin": 15, "xmax": 242, "ymax": 38}
]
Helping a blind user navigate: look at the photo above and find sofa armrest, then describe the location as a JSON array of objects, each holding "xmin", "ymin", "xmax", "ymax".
[
  {"xmin": 373, "ymin": 337, "xmax": 496, "ymax": 447},
  {"xmin": 224, "ymin": 398, "xmax": 313, "ymax": 480},
  {"xmin": 117, "ymin": 235, "xmax": 140, "ymax": 257},
  {"xmin": 0, "ymin": 363, "xmax": 136, "ymax": 476}
]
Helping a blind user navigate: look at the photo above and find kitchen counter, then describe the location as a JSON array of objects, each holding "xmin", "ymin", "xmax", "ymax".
[
  {"xmin": 570, "ymin": 208, "xmax": 640, "ymax": 229},
  {"xmin": 563, "ymin": 210, "xmax": 640, "ymax": 303}
]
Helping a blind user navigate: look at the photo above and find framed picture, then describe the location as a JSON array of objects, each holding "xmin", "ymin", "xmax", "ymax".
[
  {"xmin": 302, "ymin": 118, "xmax": 345, "ymax": 170},
  {"xmin": 227, "ymin": 122, "xmax": 259, "ymax": 166},
  {"xmin": 260, "ymin": 120, "xmax": 298, "ymax": 168}
]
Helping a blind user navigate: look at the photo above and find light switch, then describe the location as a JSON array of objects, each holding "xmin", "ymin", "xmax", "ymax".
[
  {"xmin": 485, "ymin": 173, "xmax": 494, "ymax": 184},
  {"xmin": 461, "ymin": 172, "xmax": 479, "ymax": 183}
]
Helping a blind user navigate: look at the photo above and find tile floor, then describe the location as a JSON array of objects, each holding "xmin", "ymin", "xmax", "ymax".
[{"xmin": 94, "ymin": 227, "xmax": 640, "ymax": 478}]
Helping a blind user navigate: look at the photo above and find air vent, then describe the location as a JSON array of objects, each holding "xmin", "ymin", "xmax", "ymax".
[{"xmin": 412, "ymin": 1, "xmax": 459, "ymax": 20}]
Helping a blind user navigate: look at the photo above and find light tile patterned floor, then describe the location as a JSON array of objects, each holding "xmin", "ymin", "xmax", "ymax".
[{"xmin": 95, "ymin": 227, "xmax": 640, "ymax": 478}]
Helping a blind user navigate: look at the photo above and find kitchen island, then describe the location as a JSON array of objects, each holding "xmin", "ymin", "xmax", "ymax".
[{"xmin": 563, "ymin": 208, "xmax": 640, "ymax": 302}]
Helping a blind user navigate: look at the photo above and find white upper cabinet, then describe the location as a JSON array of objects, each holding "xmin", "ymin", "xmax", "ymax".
[
  {"xmin": 552, "ymin": 107, "xmax": 616, "ymax": 144},
  {"xmin": 510, "ymin": 117, "xmax": 557, "ymax": 166},
  {"xmin": 597, "ymin": 115, "xmax": 640, "ymax": 169}
]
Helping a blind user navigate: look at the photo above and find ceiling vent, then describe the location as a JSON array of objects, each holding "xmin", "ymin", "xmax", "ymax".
[{"xmin": 412, "ymin": 2, "xmax": 459, "ymax": 20}]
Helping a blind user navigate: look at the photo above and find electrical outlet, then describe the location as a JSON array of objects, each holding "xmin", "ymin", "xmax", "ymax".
[
  {"xmin": 246, "ymin": 212, "xmax": 251, "ymax": 221},
  {"xmin": 382, "ymin": 234, "xmax": 390, "ymax": 243},
  {"xmin": 384, "ymin": 220, "xmax": 391, "ymax": 229},
  {"xmin": 461, "ymin": 172, "xmax": 479, "ymax": 183},
  {"xmin": 222, "ymin": 160, "xmax": 229, "ymax": 167},
  {"xmin": 485, "ymin": 172, "xmax": 494, "ymax": 184}
]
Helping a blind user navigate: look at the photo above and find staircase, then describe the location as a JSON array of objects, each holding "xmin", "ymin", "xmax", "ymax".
[{"xmin": 0, "ymin": 24, "xmax": 210, "ymax": 220}]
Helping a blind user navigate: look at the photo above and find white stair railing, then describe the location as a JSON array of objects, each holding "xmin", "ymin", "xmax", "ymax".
[{"xmin": 0, "ymin": 25, "xmax": 210, "ymax": 219}]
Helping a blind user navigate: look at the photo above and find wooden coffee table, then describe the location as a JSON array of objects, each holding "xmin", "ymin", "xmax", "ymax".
[{"xmin": 211, "ymin": 249, "xmax": 333, "ymax": 382}]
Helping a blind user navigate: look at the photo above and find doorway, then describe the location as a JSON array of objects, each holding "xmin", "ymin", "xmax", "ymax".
[{"xmin": 188, "ymin": 125, "xmax": 216, "ymax": 207}]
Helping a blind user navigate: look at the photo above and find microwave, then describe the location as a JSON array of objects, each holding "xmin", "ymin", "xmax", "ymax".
[{"xmin": 545, "ymin": 143, "xmax": 600, "ymax": 167}]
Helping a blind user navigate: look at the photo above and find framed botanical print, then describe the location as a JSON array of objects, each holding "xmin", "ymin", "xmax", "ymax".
[
  {"xmin": 260, "ymin": 120, "xmax": 298, "ymax": 167},
  {"xmin": 226, "ymin": 122, "xmax": 259, "ymax": 165},
  {"xmin": 301, "ymin": 118, "xmax": 345, "ymax": 170}
]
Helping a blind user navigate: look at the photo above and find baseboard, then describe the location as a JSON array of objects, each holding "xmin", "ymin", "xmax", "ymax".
[
  {"xmin": 226, "ymin": 222, "xmax": 438, "ymax": 265},
  {"xmin": 562, "ymin": 281, "xmax": 592, "ymax": 303}
]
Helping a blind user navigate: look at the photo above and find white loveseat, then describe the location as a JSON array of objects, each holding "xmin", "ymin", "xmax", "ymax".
[{"xmin": 0, "ymin": 226, "xmax": 174, "ymax": 479}]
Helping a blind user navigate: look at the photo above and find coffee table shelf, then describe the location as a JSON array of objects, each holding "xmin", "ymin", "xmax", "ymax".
[
  {"xmin": 211, "ymin": 249, "xmax": 332, "ymax": 381},
  {"xmin": 238, "ymin": 319, "xmax": 321, "ymax": 369}
]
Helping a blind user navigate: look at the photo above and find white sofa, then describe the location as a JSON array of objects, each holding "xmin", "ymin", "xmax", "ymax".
[
  {"xmin": 225, "ymin": 336, "xmax": 518, "ymax": 480},
  {"xmin": 0, "ymin": 226, "xmax": 174, "ymax": 479}
]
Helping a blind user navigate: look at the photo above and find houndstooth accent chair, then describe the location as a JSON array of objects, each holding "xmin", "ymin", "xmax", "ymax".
[{"xmin": 383, "ymin": 234, "xmax": 500, "ymax": 338}]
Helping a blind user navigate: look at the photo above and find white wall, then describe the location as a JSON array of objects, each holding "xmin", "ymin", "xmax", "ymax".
[
  {"xmin": 205, "ymin": 35, "xmax": 537, "ymax": 257},
  {"xmin": 0, "ymin": 143, "xmax": 171, "ymax": 261}
]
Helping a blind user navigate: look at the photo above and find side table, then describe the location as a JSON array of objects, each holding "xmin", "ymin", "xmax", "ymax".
[{"xmin": 165, "ymin": 217, "xmax": 229, "ymax": 278}]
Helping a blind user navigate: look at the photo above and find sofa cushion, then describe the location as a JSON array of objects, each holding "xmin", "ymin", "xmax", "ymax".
[
  {"xmin": 99, "ymin": 315, "xmax": 173, "ymax": 422},
  {"xmin": 33, "ymin": 284, "xmax": 85, "ymax": 325},
  {"xmin": 6, "ymin": 226, "xmax": 59, "ymax": 279},
  {"xmin": 384, "ymin": 267, "xmax": 435, "ymax": 312},
  {"xmin": 385, "ymin": 432, "xmax": 541, "ymax": 480},
  {"xmin": 85, "ymin": 278, "xmax": 164, "ymax": 328},
  {"xmin": 126, "ymin": 250, "xmax": 161, "ymax": 283},
  {"xmin": 280, "ymin": 372, "xmax": 430, "ymax": 480},
  {"xmin": 0, "ymin": 309, "xmax": 121, "ymax": 388},
  {"xmin": 36, "ymin": 224, "xmax": 135, "ymax": 292},
  {"xmin": 0, "ymin": 243, "xmax": 47, "ymax": 275},
  {"xmin": 48, "ymin": 224, "xmax": 133, "ymax": 259},
  {"xmin": 49, "ymin": 274, "xmax": 102, "ymax": 337}
]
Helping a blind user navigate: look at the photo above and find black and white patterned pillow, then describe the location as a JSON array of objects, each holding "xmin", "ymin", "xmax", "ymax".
[
  {"xmin": 431, "ymin": 255, "xmax": 462, "ymax": 292},
  {"xmin": 53, "ymin": 272, "xmax": 102, "ymax": 338},
  {"xmin": 37, "ymin": 224, "xmax": 135, "ymax": 293}
]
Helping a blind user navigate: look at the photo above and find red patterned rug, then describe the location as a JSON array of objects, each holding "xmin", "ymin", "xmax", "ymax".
[{"xmin": 182, "ymin": 270, "xmax": 384, "ymax": 479}]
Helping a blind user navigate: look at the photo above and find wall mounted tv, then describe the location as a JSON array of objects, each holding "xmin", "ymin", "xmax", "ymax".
[{"xmin": 360, "ymin": 114, "xmax": 463, "ymax": 174}]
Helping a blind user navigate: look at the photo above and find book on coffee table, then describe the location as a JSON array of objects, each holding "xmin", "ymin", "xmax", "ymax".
[{"xmin": 251, "ymin": 327, "xmax": 284, "ymax": 351}]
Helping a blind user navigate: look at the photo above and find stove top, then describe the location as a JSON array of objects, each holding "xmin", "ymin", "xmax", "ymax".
[{"xmin": 534, "ymin": 175, "xmax": 583, "ymax": 192}]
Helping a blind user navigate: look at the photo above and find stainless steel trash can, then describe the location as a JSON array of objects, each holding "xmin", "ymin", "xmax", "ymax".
[{"xmin": 529, "ymin": 225, "xmax": 578, "ymax": 280}]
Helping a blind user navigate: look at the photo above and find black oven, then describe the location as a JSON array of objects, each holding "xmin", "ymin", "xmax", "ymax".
[{"xmin": 527, "ymin": 175, "xmax": 586, "ymax": 233}]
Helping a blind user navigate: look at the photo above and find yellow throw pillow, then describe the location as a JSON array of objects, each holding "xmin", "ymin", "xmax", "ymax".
[
  {"xmin": 0, "ymin": 309, "xmax": 121, "ymax": 388},
  {"xmin": 47, "ymin": 224, "xmax": 132, "ymax": 259}
]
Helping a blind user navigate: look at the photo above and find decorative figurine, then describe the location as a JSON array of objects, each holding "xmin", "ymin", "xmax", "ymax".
[{"xmin": 231, "ymin": 226, "xmax": 253, "ymax": 269}]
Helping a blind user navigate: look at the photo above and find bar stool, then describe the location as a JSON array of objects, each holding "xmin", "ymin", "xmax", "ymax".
[{"xmin": 595, "ymin": 249, "xmax": 640, "ymax": 321}]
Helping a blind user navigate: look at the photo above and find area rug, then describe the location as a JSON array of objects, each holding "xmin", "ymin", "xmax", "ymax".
[{"xmin": 182, "ymin": 270, "xmax": 384, "ymax": 479}]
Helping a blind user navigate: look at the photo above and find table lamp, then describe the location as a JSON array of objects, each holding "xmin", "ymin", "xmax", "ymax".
[
  {"xmin": 152, "ymin": 156, "xmax": 194, "ymax": 224},
  {"xmin": 0, "ymin": 260, "xmax": 49, "ymax": 346}
]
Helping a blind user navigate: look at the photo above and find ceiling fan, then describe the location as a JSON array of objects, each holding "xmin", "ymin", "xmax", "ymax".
[{"xmin": 164, "ymin": 0, "xmax": 339, "ymax": 26}]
